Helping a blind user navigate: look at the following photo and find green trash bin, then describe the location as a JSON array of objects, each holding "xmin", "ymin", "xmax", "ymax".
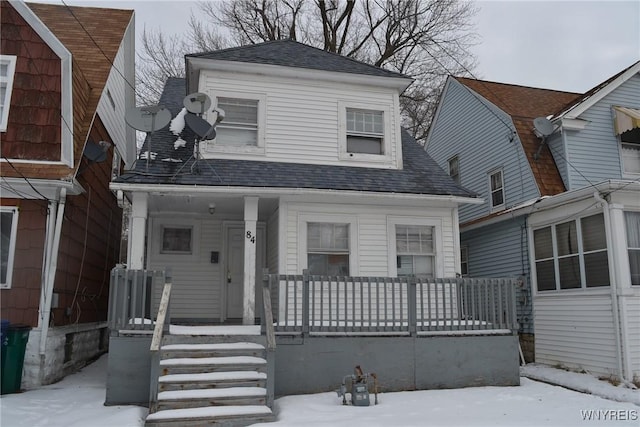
[{"xmin": 1, "ymin": 324, "xmax": 31, "ymax": 394}]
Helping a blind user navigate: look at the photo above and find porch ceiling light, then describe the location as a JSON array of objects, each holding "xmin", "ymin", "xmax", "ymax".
[{"xmin": 208, "ymin": 203, "xmax": 216, "ymax": 215}]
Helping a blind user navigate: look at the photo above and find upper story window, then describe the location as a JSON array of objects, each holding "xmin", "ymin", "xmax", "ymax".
[
  {"xmin": 625, "ymin": 211, "xmax": 640, "ymax": 286},
  {"xmin": 489, "ymin": 169, "xmax": 505, "ymax": 210},
  {"xmin": 1, "ymin": 207, "xmax": 19, "ymax": 289},
  {"xmin": 307, "ymin": 222, "xmax": 350, "ymax": 276},
  {"xmin": 395, "ymin": 225, "xmax": 435, "ymax": 278},
  {"xmin": 0, "ymin": 55, "xmax": 17, "ymax": 132},
  {"xmin": 533, "ymin": 213, "xmax": 609, "ymax": 292},
  {"xmin": 620, "ymin": 128, "xmax": 640, "ymax": 176},
  {"xmin": 216, "ymin": 97, "xmax": 259, "ymax": 146},
  {"xmin": 448, "ymin": 155, "xmax": 460, "ymax": 184},
  {"xmin": 346, "ymin": 108, "xmax": 384, "ymax": 154}
]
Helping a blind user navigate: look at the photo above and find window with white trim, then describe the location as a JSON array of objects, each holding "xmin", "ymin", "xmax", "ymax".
[
  {"xmin": 489, "ymin": 169, "xmax": 505, "ymax": 209},
  {"xmin": 395, "ymin": 225, "xmax": 435, "ymax": 278},
  {"xmin": 307, "ymin": 223, "xmax": 350, "ymax": 276},
  {"xmin": 1, "ymin": 207, "xmax": 19, "ymax": 289},
  {"xmin": 460, "ymin": 246, "xmax": 468, "ymax": 277},
  {"xmin": 161, "ymin": 226, "xmax": 193, "ymax": 254},
  {"xmin": 346, "ymin": 108, "xmax": 384, "ymax": 155},
  {"xmin": 215, "ymin": 97, "xmax": 259, "ymax": 146},
  {"xmin": 620, "ymin": 128, "xmax": 640, "ymax": 175},
  {"xmin": 625, "ymin": 211, "xmax": 640, "ymax": 286},
  {"xmin": 0, "ymin": 55, "xmax": 17, "ymax": 132},
  {"xmin": 448, "ymin": 155, "xmax": 460, "ymax": 184},
  {"xmin": 533, "ymin": 213, "xmax": 609, "ymax": 292}
]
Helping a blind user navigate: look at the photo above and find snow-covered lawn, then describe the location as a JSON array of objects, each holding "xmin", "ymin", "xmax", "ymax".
[{"xmin": 0, "ymin": 354, "xmax": 637, "ymax": 427}]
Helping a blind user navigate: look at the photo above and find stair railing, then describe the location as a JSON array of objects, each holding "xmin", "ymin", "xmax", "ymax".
[
  {"xmin": 262, "ymin": 269, "xmax": 276, "ymax": 409},
  {"xmin": 148, "ymin": 270, "xmax": 173, "ymax": 413}
]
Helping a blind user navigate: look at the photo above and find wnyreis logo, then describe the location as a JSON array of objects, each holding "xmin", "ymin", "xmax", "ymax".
[{"xmin": 580, "ymin": 409, "xmax": 638, "ymax": 421}]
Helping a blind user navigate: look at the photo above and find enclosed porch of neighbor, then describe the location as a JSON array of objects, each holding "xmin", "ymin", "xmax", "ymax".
[{"xmin": 106, "ymin": 267, "xmax": 520, "ymax": 407}]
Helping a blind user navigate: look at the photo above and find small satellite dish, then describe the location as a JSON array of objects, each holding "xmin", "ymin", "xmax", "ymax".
[
  {"xmin": 533, "ymin": 117, "xmax": 554, "ymax": 137},
  {"xmin": 125, "ymin": 106, "xmax": 171, "ymax": 132},
  {"xmin": 183, "ymin": 92, "xmax": 212, "ymax": 115},
  {"xmin": 213, "ymin": 107, "xmax": 225, "ymax": 123},
  {"xmin": 83, "ymin": 140, "xmax": 108, "ymax": 163},
  {"xmin": 185, "ymin": 113, "xmax": 216, "ymax": 139}
]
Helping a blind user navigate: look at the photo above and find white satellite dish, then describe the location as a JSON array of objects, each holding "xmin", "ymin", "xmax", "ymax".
[
  {"xmin": 183, "ymin": 92, "xmax": 212, "ymax": 115},
  {"xmin": 533, "ymin": 117, "xmax": 554, "ymax": 137},
  {"xmin": 125, "ymin": 106, "xmax": 171, "ymax": 132}
]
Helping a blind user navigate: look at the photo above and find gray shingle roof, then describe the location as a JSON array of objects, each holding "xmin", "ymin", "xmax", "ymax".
[
  {"xmin": 115, "ymin": 77, "xmax": 475, "ymax": 199},
  {"xmin": 187, "ymin": 39, "xmax": 409, "ymax": 79}
]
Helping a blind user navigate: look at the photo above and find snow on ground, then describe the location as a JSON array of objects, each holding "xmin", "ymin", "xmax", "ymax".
[{"xmin": 1, "ymin": 356, "xmax": 638, "ymax": 427}]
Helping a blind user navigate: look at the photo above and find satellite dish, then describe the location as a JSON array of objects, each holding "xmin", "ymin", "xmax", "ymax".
[
  {"xmin": 213, "ymin": 107, "xmax": 225, "ymax": 123},
  {"xmin": 125, "ymin": 106, "xmax": 171, "ymax": 132},
  {"xmin": 183, "ymin": 92, "xmax": 212, "ymax": 115},
  {"xmin": 185, "ymin": 113, "xmax": 216, "ymax": 139},
  {"xmin": 83, "ymin": 140, "xmax": 108, "ymax": 163},
  {"xmin": 533, "ymin": 117, "xmax": 554, "ymax": 137}
]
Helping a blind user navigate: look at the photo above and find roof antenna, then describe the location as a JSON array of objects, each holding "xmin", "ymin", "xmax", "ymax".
[
  {"xmin": 125, "ymin": 105, "xmax": 172, "ymax": 171},
  {"xmin": 532, "ymin": 117, "xmax": 555, "ymax": 161}
]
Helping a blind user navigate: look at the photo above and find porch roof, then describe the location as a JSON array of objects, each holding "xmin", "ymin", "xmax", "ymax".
[{"xmin": 115, "ymin": 78, "xmax": 477, "ymax": 199}]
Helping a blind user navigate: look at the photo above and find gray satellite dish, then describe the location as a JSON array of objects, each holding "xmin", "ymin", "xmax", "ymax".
[
  {"xmin": 185, "ymin": 113, "xmax": 216, "ymax": 139},
  {"xmin": 184, "ymin": 93, "xmax": 212, "ymax": 115},
  {"xmin": 83, "ymin": 140, "xmax": 108, "ymax": 163},
  {"xmin": 533, "ymin": 117, "xmax": 554, "ymax": 136},
  {"xmin": 125, "ymin": 106, "xmax": 171, "ymax": 132}
]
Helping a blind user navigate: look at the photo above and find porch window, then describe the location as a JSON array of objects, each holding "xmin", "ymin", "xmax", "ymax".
[
  {"xmin": 0, "ymin": 55, "xmax": 17, "ymax": 132},
  {"xmin": 161, "ymin": 226, "xmax": 192, "ymax": 254},
  {"xmin": 460, "ymin": 246, "xmax": 468, "ymax": 276},
  {"xmin": 489, "ymin": 169, "xmax": 504, "ymax": 210},
  {"xmin": 307, "ymin": 223, "xmax": 349, "ymax": 276},
  {"xmin": 215, "ymin": 97, "xmax": 259, "ymax": 146},
  {"xmin": 533, "ymin": 213, "xmax": 609, "ymax": 292},
  {"xmin": 346, "ymin": 108, "xmax": 384, "ymax": 155},
  {"xmin": 449, "ymin": 155, "xmax": 460, "ymax": 184},
  {"xmin": 395, "ymin": 225, "xmax": 435, "ymax": 278},
  {"xmin": 625, "ymin": 211, "xmax": 640, "ymax": 285},
  {"xmin": 1, "ymin": 207, "xmax": 18, "ymax": 288}
]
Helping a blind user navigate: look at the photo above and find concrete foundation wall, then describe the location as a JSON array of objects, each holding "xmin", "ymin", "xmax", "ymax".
[
  {"xmin": 105, "ymin": 335, "xmax": 152, "ymax": 406},
  {"xmin": 275, "ymin": 334, "xmax": 519, "ymax": 396},
  {"xmin": 22, "ymin": 322, "xmax": 108, "ymax": 389}
]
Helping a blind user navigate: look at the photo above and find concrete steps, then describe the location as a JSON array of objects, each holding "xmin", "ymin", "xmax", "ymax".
[{"xmin": 146, "ymin": 333, "xmax": 274, "ymax": 427}]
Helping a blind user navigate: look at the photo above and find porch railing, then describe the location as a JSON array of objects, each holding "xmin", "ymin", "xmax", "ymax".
[
  {"xmin": 107, "ymin": 268, "xmax": 171, "ymax": 335},
  {"xmin": 265, "ymin": 272, "xmax": 518, "ymax": 336}
]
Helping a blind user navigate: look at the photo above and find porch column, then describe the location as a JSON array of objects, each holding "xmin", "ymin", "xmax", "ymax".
[
  {"xmin": 128, "ymin": 192, "xmax": 148, "ymax": 270},
  {"xmin": 243, "ymin": 196, "xmax": 259, "ymax": 324}
]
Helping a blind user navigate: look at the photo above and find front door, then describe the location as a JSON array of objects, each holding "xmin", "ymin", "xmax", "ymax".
[{"xmin": 226, "ymin": 227, "xmax": 245, "ymax": 319}]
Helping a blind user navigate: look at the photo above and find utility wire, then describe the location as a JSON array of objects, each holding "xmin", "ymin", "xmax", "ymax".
[{"xmin": 2, "ymin": 157, "xmax": 50, "ymax": 200}]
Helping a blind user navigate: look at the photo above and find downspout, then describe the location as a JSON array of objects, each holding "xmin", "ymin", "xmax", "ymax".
[
  {"xmin": 593, "ymin": 191, "xmax": 630, "ymax": 384},
  {"xmin": 38, "ymin": 199, "xmax": 58, "ymax": 328},
  {"xmin": 39, "ymin": 187, "xmax": 66, "ymax": 357}
]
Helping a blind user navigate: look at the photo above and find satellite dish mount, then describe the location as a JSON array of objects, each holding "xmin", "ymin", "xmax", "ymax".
[
  {"xmin": 125, "ymin": 105, "xmax": 172, "ymax": 171},
  {"xmin": 532, "ymin": 117, "xmax": 556, "ymax": 161}
]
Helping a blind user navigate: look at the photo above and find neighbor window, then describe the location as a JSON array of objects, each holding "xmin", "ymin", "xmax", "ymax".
[
  {"xmin": 620, "ymin": 129, "xmax": 640, "ymax": 175},
  {"xmin": 307, "ymin": 223, "xmax": 349, "ymax": 276},
  {"xmin": 161, "ymin": 226, "xmax": 192, "ymax": 253},
  {"xmin": 395, "ymin": 225, "xmax": 435, "ymax": 278},
  {"xmin": 346, "ymin": 108, "xmax": 384, "ymax": 155},
  {"xmin": 215, "ymin": 97, "xmax": 259, "ymax": 146},
  {"xmin": 0, "ymin": 55, "xmax": 17, "ymax": 132},
  {"xmin": 533, "ymin": 213, "xmax": 609, "ymax": 292},
  {"xmin": 625, "ymin": 211, "xmax": 640, "ymax": 285},
  {"xmin": 1, "ymin": 207, "xmax": 18, "ymax": 289},
  {"xmin": 489, "ymin": 169, "xmax": 505, "ymax": 209},
  {"xmin": 448, "ymin": 156, "xmax": 460, "ymax": 184}
]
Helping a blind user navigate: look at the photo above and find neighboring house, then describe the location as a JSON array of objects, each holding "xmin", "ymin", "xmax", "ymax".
[
  {"xmin": 426, "ymin": 61, "xmax": 640, "ymax": 383},
  {"xmin": 107, "ymin": 40, "xmax": 521, "ymax": 425},
  {"xmin": 0, "ymin": 0, "xmax": 135, "ymax": 388}
]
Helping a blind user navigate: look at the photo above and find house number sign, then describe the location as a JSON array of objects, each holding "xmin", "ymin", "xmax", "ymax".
[{"xmin": 246, "ymin": 231, "xmax": 256, "ymax": 244}]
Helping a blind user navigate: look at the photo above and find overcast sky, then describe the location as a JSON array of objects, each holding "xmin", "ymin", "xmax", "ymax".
[{"xmin": 29, "ymin": 0, "xmax": 640, "ymax": 93}]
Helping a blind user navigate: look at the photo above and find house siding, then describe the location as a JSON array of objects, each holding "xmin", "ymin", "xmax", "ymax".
[
  {"xmin": 563, "ymin": 74, "xmax": 640, "ymax": 190},
  {"xmin": 462, "ymin": 217, "xmax": 532, "ymax": 334},
  {"xmin": 533, "ymin": 293, "xmax": 618, "ymax": 378},
  {"xmin": 427, "ymin": 79, "xmax": 540, "ymax": 224},
  {"xmin": 624, "ymin": 295, "xmax": 640, "ymax": 377},
  {"xmin": 198, "ymin": 70, "xmax": 400, "ymax": 169},
  {"xmin": 546, "ymin": 132, "xmax": 568, "ymax": 188}
]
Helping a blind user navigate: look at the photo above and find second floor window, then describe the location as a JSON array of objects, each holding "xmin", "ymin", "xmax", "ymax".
[
  {"xmin": 448, "ymin": 156, "xmax": 460, "ymax": 184},
  {"xmin": 307, "ymin": 223, "xmax": 350, "ymax": 276},
  {"xmin": 215, "ymin": 97, "xmax": 259, "ymax": 146},
  {"xmin": 620, "ymin": 129, "xmax": 640, "ymax": 175},
  {"xmin": 489, "ymin": 169, "xmax": 505, "ymax": 209},
  {"xmin": 0, "ymin": 55, "xmax": 17, "ymax": 132},
  {"xmin": 346, "ymin": 108, "xmax": 384, "ymax": 155}
]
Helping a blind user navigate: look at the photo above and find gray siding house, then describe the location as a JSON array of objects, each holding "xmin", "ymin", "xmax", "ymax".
[
  {"xmin": 426, "ymin": 61, "xmax": 640, "ymax": 384},
  {"xmin": 106, "ymin": 41, "xmax": 521, "ymax": 426}
]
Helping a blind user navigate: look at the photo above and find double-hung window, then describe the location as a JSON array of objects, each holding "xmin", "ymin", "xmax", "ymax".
[
  {"xmin": 215, "ymin": 97, "xmax": 259, "ymax": 146},
  {"xmin": 533, "ymin": 213, "xmax": 609, "ymax": 292},
  {"xmin": 489, "ymin": 169, "xmax": 505, "ymax": 209},
  {"xmin": 625, "ymin": 211, "xmax": 640, "ymax": 286},
  {"xmin": 0, "ymin": 55, "xmax": 17, "ymax": 132},
  {"xmin": 346, "ymin": 108, "xmax": 384, "ymax": 155},
  {"xmin": 620, "ymin": 129, "xmax": 640, "ymax": 175},
  {"xmin": 395, "ymin": 225, "xmax": 435, "ymax": 278},
  {"xmin": 307, "ymin": 223, "xmax": 350, "ymax": 276},
  {"xmin": 460, "ymin": 246, "xmax": 469, "ymax": 277},
  {"xmin": 1, "ymin": 207, "xmax": 19, "ymax": 289}
]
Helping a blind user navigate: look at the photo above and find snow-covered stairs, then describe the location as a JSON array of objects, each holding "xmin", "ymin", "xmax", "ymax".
[{"xmin": 145, "ymin": 334, "xmax": 275, "ymax": 427}]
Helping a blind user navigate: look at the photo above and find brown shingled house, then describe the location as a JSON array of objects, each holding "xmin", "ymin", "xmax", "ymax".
[{"xmin": 0, "ymin": 0, "xmax": 135, "ymax": 389}]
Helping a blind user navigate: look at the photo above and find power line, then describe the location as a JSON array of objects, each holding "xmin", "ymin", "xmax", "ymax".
[{"xmin": 2, "ymin": 157, "xmax": 50, "ymax": 200}]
